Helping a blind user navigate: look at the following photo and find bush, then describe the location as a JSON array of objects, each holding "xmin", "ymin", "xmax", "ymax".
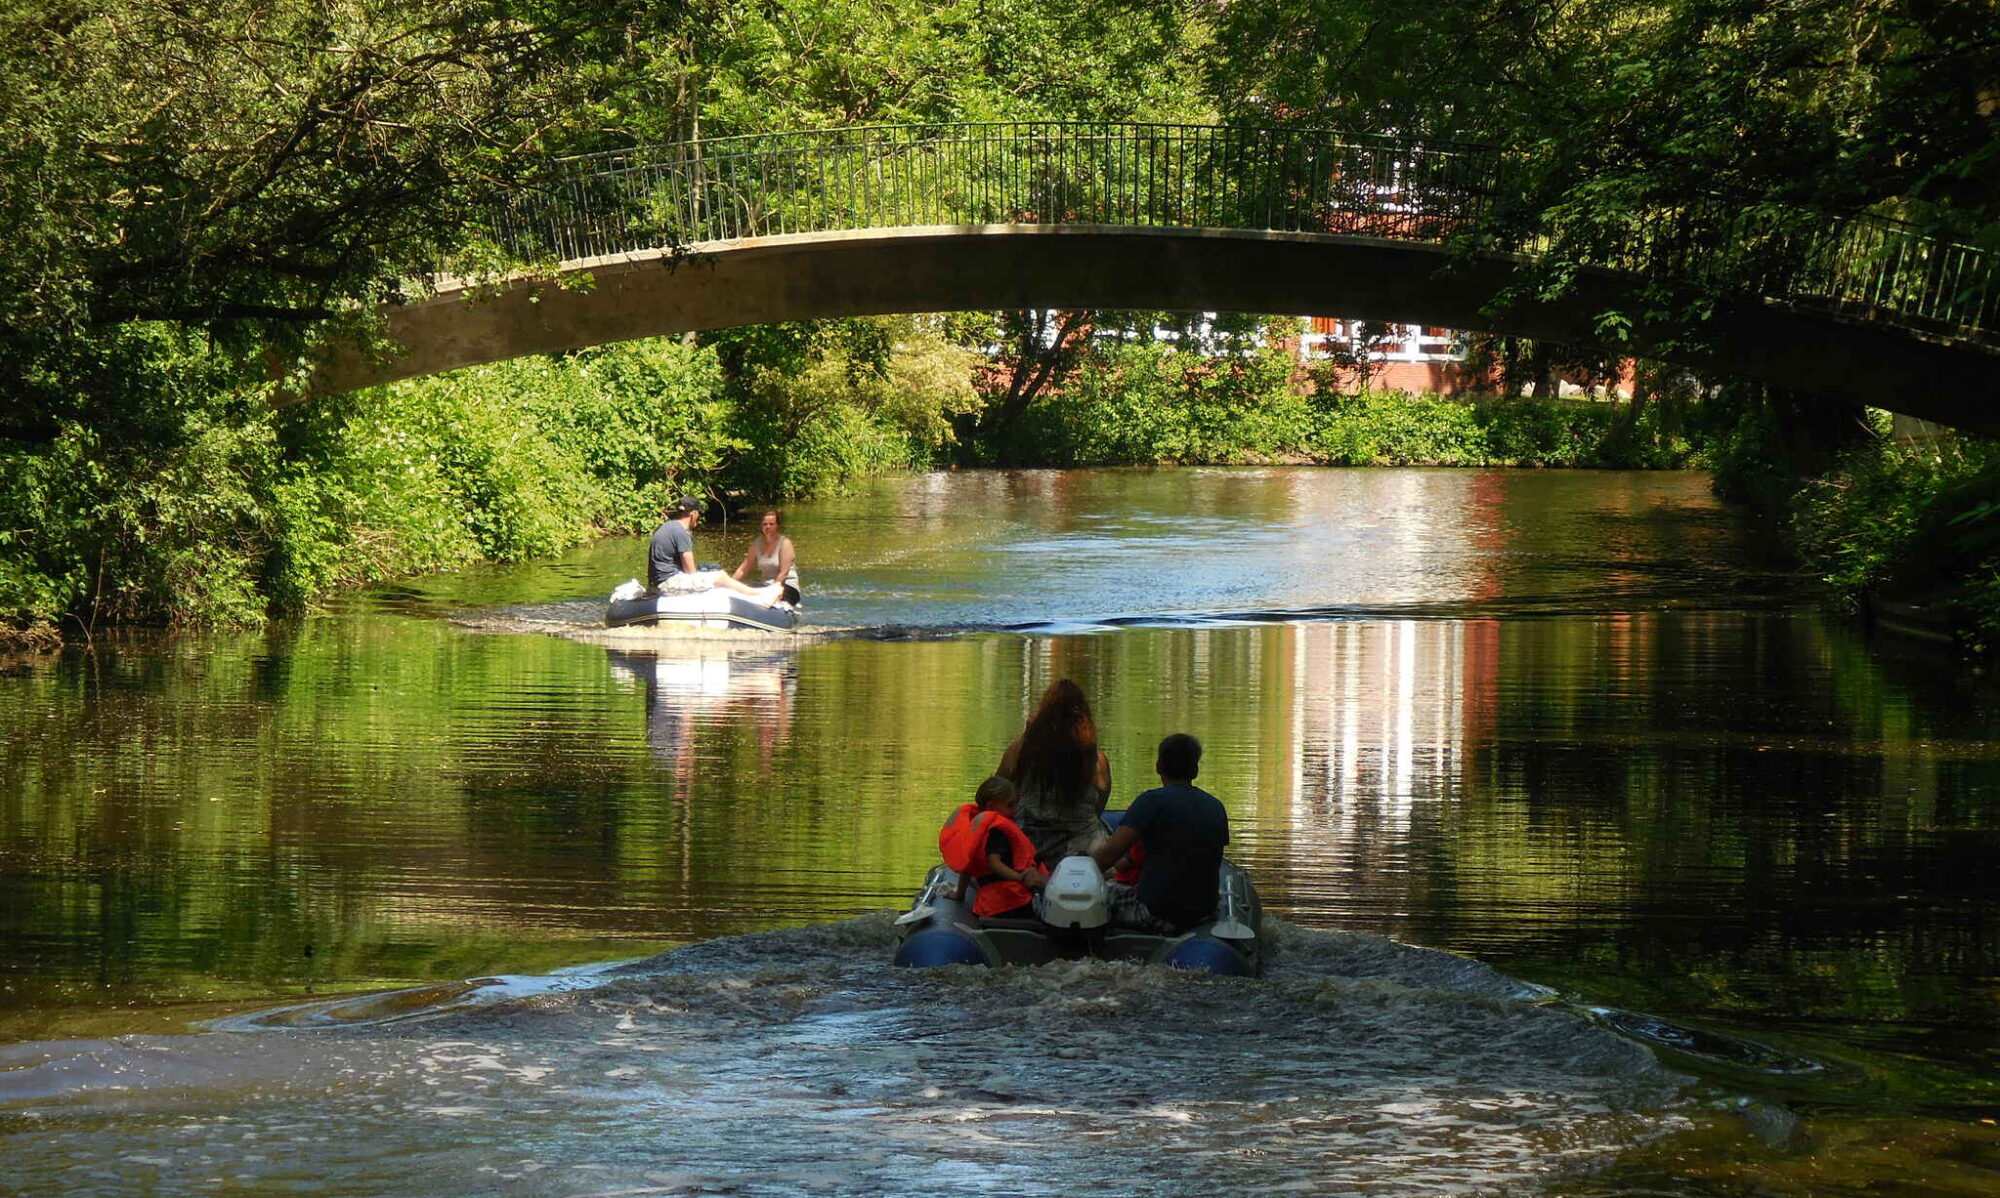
[
  {"xmin": 1, "ymin": 325, "xmax": 276, "ymax": 640},
  {"xmin": 1005, "ymin": 336, "xmax": 1310, "ymax": 465},
  {"xmin": 1302, "ymin": 390, "xmax": 1707, "ymax": 469},
  {"xmin": 727, "ymin": 318, "xmax": 978, "ymax": 495},
  {"xmin": 266, "ymin": 340, "xmax": 739, "ymax": 608},
  {"xmin": 1790, "ymin": 430, "xmax": 2000, "ymax": 643}
]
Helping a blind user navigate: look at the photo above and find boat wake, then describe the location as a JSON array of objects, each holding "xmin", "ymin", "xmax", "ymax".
[
  {"xmin": 0, "ymin": 917, "xmax": 1727, "ymax": 1197},
  {"xmin": 454, "ymin": 588, "xmax": 1813, "ymax": 650}
]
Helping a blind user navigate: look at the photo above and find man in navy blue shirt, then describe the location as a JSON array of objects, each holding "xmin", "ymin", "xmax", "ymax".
[{"xmin": 1091, "ymin": 733, "xmax": 1228, "ymax": 933}]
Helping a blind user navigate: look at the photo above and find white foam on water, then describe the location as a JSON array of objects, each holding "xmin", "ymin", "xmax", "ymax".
[{"xmin": 1, "ymin": 917, "xmax": 1695, "ymax": 1196}]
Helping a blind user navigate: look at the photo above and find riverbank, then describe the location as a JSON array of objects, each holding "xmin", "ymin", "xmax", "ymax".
[
  {"xmin": 1771, "ymin": 427, "xmax": 2000, "ymax": 653},
  {"xmin": 1, "ymin": 335, "xmax": 1721, "ymax": 647}
]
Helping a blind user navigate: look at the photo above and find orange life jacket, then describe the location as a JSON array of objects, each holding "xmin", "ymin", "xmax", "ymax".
[
  {"xmin": 939, "ymin": 804, "xmax": 1039, "ymax": 917},
  {"xmin": 938, "ymin": 803, "xmax": 984, "ymax": 873}
]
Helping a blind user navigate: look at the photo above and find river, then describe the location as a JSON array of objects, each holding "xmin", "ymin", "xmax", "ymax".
[{"xmin": 2, "ymin": 467, "xmax": 1997, "ymax": 1195}]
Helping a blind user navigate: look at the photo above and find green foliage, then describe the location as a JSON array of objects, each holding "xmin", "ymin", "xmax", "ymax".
[
  {"xmin": 514, "ymin": 343, "xmax": 740, "ymax": 532},
  {"xmin": 0, "ymin": 325, "xmax": 276, "ymax": 638},
  {"xmin": 991, "ymin": 313, "xmax": 1713, "ymax": 471},
  {"xmin": 1305, "ymin": 391, "xmax": 1705, "ymax": 469},
  {"xmin": 716, "ymin": 317, "xmax": 977, "ymax": 496},
  {"xmin": 0, "ymin": 0, "xmax": 663, "ymax": 643},
  {"xmin": 999, "ymin": 319, "xmax": 1310, "ymax": 465},
  {"xmin": 1307, "ymin": 392, "xmax": 1493, "ymax": 467},
  {"xmin": 628, "ymin": 0, "xmax": 1213, "ymax": 139},
  {"xmin": 1211, "ymin": 0, "xmax": 2000, "ymax": 240},
  {"xmin": 0, "ymin": 1, "xmax": 643, "ymax": 445},
  {"xmin": 1790, "ymin": 431, "xmax": 2000, "ymax": 643},
  {"xmin": 1207, "ymin": 0, "xmax": 2000, "ymax": 377},
  {"xmin": 3, "ymin": 323, "xmax": 982, "ymax": 644},
  {"xmin": 265, "ymin": 396, "xmax": 481, "ymax": 611},
  {"xmin": 266, "ymin": 340, "xmax": 738, "ymax": 608}
]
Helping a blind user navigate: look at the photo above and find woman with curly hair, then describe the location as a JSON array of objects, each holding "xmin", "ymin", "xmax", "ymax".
[{"xmin": 997, "ymin": 678, "xmax": 1113, "ymax": 864}]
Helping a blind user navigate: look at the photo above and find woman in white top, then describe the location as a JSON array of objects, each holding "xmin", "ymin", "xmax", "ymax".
[{"xmin": 732, "ymin": 509, "xmax": 800, "ymax": 602}]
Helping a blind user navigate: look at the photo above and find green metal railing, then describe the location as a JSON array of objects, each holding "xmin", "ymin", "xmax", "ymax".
[{"xmin": 488, "ymin": 122, "xmax": 1997, "ymax": 346}]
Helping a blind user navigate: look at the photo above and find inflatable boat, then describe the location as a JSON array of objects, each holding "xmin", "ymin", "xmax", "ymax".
[
  {"xmin": 892, "ymin": 821, "xmax": 1263, "ymax": 977},
  {"xmin": 604, "ymin": 579, "xmax": 799, "ymax": 632}
]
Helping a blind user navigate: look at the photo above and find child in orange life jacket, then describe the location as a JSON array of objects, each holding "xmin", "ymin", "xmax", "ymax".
[{"xmin": 940, "ymin": 775, "xmax": 1049, "ymax": 919}]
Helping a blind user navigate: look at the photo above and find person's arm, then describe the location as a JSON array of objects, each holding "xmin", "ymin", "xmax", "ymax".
[
  {"xmin": 778, "ymin": 537, "xmax": 795, "ymax": 582},
  {"xmin": 678, "ymin": 548, "xmax": 698, "ymax": 575},
  {"xmin": 1093, "ymin": 751, "xmax": 1112, "ymax": 812},
  {"xmin": 1090, "ymin": 825, "xmax": 1139, "ymax": 872},
  {"xmin": 986, "ymin": 850, "xmax": 1047, "ymax": 890}
]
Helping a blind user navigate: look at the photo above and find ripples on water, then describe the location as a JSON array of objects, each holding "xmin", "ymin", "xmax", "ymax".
[
  {"xmin": 5, "ymin": 467, "xmax": 1999, "ymax": 1195},
  {"xmin": 1, "ymin": 920, "xmax": 1696, "ymax": 1196}
]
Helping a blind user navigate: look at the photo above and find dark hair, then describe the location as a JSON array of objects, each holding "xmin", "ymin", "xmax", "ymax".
[
  {"xmin": 974, "ymin": 775, "xmax": 1016, "ymax": 809},
  {"xmin": 1156, "ymin": 733, "xmax": 1202, "ymax": 781},
  {"xmin": 1013, "ymin": 679, "xmax": 1099, "ymax": 799}
]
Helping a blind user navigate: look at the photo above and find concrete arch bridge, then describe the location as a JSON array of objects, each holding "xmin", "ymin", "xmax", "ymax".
[{"xmin": 306, "ymin": 123, "xmax": 2000, "ymax": 434}]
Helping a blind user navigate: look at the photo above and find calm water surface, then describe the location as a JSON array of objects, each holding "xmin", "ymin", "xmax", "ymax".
[{"xmin": 3, "ymin": 467, "xmax": 1997, "ymax": 1195}]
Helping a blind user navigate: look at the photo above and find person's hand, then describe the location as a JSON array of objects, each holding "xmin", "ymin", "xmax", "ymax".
[{"xmin": 1026, "ymin": 866, "xmax": 1049, "ymax": 891}]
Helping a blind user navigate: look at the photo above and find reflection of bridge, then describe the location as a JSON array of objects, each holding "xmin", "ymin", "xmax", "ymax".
[{"xmin": 310, "ymin": 123, "xmax": 2000, "ymax": 432}]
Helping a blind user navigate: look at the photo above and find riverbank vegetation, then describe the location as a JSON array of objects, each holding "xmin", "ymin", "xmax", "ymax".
[
  {"xmin": 1207, "ymin": 0, "xmax": 2000, "ymax": 645},
  {"xmin": 1787, "ymin": 432, "xmax": 2000, "ymax": 650},
  {"xmin": 0, "ymin": 314, "xmax": 1718, "ymax": 642},
  {"xmin": 985, "ymin": 320, "xmax": 1713, "ymax": 470},
  {"xmin": 3, "ymin": 0, "xmax": 1995, "ymax": 644}
]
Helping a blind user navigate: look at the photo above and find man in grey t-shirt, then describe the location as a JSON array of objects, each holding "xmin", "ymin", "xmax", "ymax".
[{"xmin": 646, "ymin": 496, "xmax": 784, "ymax": 604}]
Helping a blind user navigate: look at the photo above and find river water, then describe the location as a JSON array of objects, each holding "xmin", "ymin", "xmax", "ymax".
[{"xmin": 2, "ymin": 467, "xmax": 1997, "ymax": 1195}]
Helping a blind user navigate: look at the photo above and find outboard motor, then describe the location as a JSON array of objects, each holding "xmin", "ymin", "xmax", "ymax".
[{"xmin": 1041, "ymin": 856, "xmax": 1110, "ymax": 931}]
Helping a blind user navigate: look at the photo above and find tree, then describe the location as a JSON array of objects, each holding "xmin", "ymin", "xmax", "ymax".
[
  {"xmin": 0, "ymin": 0, "xmax": 651, "ymax": 442},
  {"xmin": 626, "ymin": 0, "xmax": 1214, "ymax": 138},
  {"xmin": 974, "ymin": 308, "xmax": 1095, "ymax": 447},
  {"xmin": 1207, "ymin": 0, "xmax": 1997, "ymax": 485},
  {"xmin": 1208, "ymin": 0, "xmax": 2000, "ymax": 247}
]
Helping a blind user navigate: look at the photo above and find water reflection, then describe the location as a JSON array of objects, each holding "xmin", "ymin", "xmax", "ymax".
[
  {"xmin": 606, "ymin": 645, "xmax": 798, "ymax": 774},
  {"xmin": 3, "ymin": 468, "xmax": 1998, "ymax": 1192},
  {"xmin": 412, "ymin": 467, "xmax": 1787, "ymax": 632},
  {"xmin": 1291, "ymin": 619, "xmax": 1475, "ymax": 817}
]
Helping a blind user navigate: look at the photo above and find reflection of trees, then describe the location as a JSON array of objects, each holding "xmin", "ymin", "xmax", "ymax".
[
  {"xmin": 1218, "ymin": 608, "xmax": 2000, "ymax": 1032},
  {"xmin": 5, "ymin": 594, "xmax": 1998, "ymax": 1037},
  {"xmin": 1406, "ymin": 613, "xmax": 2000, "ymax": 1029}
]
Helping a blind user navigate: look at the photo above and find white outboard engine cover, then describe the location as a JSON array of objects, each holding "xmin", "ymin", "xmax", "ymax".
[{"xmin": 1042, "ymin": 856, "xmax": 1109, "ymax": 930}]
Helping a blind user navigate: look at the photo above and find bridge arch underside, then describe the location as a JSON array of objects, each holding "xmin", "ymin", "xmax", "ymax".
[{"xmin": 309, "ymin": 226, "xmax": 2000, "ymax": 434}]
